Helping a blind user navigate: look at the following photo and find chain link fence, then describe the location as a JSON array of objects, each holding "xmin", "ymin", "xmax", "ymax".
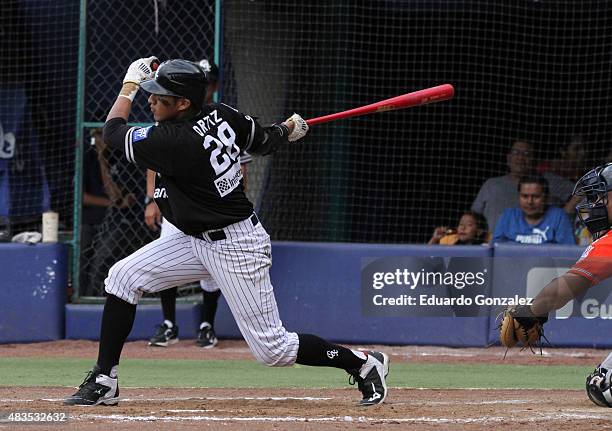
[
  {"xmin": 74, "ymin": 0, "xmax": 612, "ymax": 298},
  {"xmin": 79, "ymin": 0, "xmax": 216, "ymax": 297}
]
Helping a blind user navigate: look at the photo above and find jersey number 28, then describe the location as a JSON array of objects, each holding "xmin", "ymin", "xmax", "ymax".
[{"xmin": 203, "ymin": 121, "xmax": 240, "ymax": 175}]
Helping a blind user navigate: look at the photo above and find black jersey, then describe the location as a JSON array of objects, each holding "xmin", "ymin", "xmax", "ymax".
[{"xmin": 103, "ymin": 103, "xmax": 287, "ymax": 235}]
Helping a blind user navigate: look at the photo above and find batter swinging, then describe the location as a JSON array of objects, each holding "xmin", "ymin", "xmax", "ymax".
[{"xmin": 64, "ymin": 57, "xmax": 389, "ymax": 407}]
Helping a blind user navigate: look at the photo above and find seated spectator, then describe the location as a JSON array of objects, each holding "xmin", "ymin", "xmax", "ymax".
[
  {"xmin": 538, "ymin": 135, "xmax": 587, "ymax": 182},
  {"xmin": 428, "ymin": 211, "xmax": 490, "ymax": 245},
  {"xmin": 493, "ymin": 175, "xmax": 575, "ymax": 245},
  {"xmin": 472, "ymin": 139, "xmax": 574, "ymax": 230}
]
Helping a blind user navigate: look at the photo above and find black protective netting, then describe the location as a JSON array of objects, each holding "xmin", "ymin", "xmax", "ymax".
[
  {"xmin": 0, "ymin": 0, "xmax": 79, "ymax": 236},
  {"xmin": 222, "ymin": 0, "xmax": 612, "ymax": 243}
]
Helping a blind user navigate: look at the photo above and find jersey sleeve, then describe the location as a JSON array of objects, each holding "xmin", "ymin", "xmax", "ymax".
[
  {"xmin": 568, "ymin": 234, "xmax": 612, "ymax": 284},
  {"xmin": 103, "ymin": 117, "xmax": 176, "ymax": 175},
  {"xmin": 219, "ymin": 103, "xmax": 288, "ymax": 156}
]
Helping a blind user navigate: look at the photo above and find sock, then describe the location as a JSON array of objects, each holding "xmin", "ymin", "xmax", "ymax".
[
  {"xmin": 97, "ymin": 294, "xmax": 137, "ymax": 376},
  {"xmin": 161, "ymin": 287, "xmax": 178, "ymax": 324},
  {"xmin": 296, "ymin": 334, "xmax": 367, "ymax": 371},
  {"xmin": 201, "ymin": 290, "xmax": 221, "ymax": 329}
]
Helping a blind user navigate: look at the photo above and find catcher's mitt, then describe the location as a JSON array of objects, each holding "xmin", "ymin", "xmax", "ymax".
[{"xmin": 498, "ymin": 305, "xmax": 548, "ymax": 351}]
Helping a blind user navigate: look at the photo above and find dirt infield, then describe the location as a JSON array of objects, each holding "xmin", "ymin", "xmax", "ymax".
[
  {"xmin": 1, "ymin": 340, "xmax": 612, "ymax": 430},
  {"xmin": 2, "ymin": 387, "xmax": 611, "ymax": 430}
]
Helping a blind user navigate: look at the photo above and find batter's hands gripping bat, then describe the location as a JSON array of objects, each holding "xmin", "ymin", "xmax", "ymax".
[{"xmin": 305, "ymin": 84, "xmax": 454, "ymax": 126}]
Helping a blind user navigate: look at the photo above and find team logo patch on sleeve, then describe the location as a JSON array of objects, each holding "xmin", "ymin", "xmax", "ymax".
[{"xmin": 132, "ymin": 126, "xmax": 153, "ymax": 142}]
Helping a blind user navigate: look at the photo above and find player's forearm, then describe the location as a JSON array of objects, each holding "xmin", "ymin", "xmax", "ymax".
[
  {"xmin": 106, "ymin": 91, "xmax": 133, "ymax": 122},
  {"xmin": 103, "ymin": 84, "xmax": 134, "ymax": 151},
  {"xmin": 146, "ymin": 169, "xmax": 156, "ymax": 197},
  {"xmin": 530, "ymin": 273, "xmax": 592, "ymax": 316},
  {"xmin": 83, "ymin": 192, "xmax": 112, "ymax": 208}
]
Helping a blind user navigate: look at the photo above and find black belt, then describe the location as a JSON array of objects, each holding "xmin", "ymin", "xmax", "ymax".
[{"xmin": 207, "ymin": 213, "xmax": 259, "ymax": 241}]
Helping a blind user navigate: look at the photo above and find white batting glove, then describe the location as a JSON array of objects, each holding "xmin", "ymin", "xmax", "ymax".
[
  {"xmin": 120, "ymin": 56, "xmax": 158, "ymax": 101},
  {"xmin": 123, "ymin": 56, "xmax": 158, "ymax": 86},
  {"xmin": 286, "ymin": 113, "xmax": 309, "ymax": 142}
]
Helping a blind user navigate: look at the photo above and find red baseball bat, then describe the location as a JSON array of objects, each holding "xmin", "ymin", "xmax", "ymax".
[{"xmin": 305, "ymin": 84, "xmax": 454, "ymax": 126}]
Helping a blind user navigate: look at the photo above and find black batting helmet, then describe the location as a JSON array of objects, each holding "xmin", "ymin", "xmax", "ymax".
[
  {"xmin": 198, "ymin": 58, "xmax": 219, "ymax": 83},
  {"xmin": 574, "ymin": 163, "xmax": 612, "ymax": 238},
  {"xmin": 140, "ymin": 59, "xmax": 208, "ymax": 108}
]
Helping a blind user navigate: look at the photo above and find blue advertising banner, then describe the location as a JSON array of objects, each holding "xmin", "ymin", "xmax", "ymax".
[{"xmin": 488, "ymin": 244, "xmax": 612, "ymax": 347}]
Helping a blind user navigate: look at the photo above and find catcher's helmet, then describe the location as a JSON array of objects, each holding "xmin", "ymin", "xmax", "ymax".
[
  {"xmin": 140, "ymin": 59, "xmax": 208, "ymax": 108},
  {"xmin": 573, "ymin": 163, "xmax": 612, "ymax": 239},
  {"xmin": 586, "ymin": 366, "xmax": 612, "ymax": 407},
  {"xmin": 198, "ymin": 58, "xmax": 219, "ymax": 83}
]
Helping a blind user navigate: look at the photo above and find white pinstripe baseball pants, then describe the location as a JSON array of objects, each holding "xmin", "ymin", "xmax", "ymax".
[
  {"xmin": 104, "ymin": 216, "xmax": 299, "ymax": 366},
  {"xmin": 160, "ymin": 218, "xmax": 218, "ymax": 293}
]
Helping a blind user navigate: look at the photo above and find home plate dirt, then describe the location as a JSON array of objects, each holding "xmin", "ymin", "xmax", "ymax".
[{"xmin": 2, "ymin": 387, "xmax": 612, "ymax": 430}]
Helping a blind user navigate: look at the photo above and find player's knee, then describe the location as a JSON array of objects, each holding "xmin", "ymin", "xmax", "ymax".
[
  {"xmin": 255, "ymin": 351, "xmax": 285, "ymax": 367},
  {"xmin": 104, "ymin": 260, "xmax": 138, "ymax": 304}
]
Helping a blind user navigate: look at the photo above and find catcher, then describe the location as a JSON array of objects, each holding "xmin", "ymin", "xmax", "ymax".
[{"xmin": 499, "ymin": 162, "xmax": 612, "ymax": 407}]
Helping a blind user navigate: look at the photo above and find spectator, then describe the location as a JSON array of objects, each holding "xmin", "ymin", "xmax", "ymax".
[
  {"xmin": 493, "ymin": 175, "xmax": 575, "ymax": 245},
  {"xmin": 428, "ymin": 211, "xmax": 489, "ymax": 245},
  {"xmin": 80, "ymin": 129, "xmax": 113, "ymax": 295},
  {"xmin": 538, "ymin": 135, "xmax": 587, "ymax": 182},
  {"xmin": 472, "ymin": 139, "xmax": 574, "ymax": 230},
  {"xmin": 86, "ymin": 139, "xmax": 156, "ymax": 296}
]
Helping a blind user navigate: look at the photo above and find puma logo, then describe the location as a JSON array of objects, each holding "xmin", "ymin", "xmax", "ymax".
[
  {"xmin": 532, "ymin": 226, "xmax": 550, "ymax": 241},
  {"xmin": 326, "ymin": 349, "xmax": 338, "ymax": 359}
]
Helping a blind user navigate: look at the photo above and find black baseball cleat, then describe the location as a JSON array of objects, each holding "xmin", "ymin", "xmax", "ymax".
[
  {"xmin": 348, "ymin": 351, "xmax": 389, "ymax": 406},
  {"xmin": 196, "ymin": 322, "xmax": 218, "ymax": 348},
  {"xmin": 64, "ymin": 365, "xmax": 119, "ymax": 406},
  {"xmin": 149, "ymin": 320, "xmax": 179, "ymax": 347}
]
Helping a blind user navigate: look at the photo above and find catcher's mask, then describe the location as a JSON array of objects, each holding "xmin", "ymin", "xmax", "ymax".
[
  {"xmin": 586, "ymin": 367, "xmax": 612, "ymax": 407},
  {"xmin": 574, "ymin": 163, "xmax": 612, "ymax": 239}
]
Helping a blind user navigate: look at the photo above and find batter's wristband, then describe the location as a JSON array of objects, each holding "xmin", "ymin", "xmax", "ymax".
[{"xmin": 119, "ymin": 82, "xmax": 139, "ymax": 102}]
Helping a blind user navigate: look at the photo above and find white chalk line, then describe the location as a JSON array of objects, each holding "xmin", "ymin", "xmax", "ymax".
[
  {"xmin": 74, "ymin": 411, "xmax": 612, "ymax": 424},
  {"xmin": 0, "ymin": 393, "xmax": 560, "ymax": 404},
  {"xmin": 0, "ymin": 395, "xmax": 332, "ymax": 403}
]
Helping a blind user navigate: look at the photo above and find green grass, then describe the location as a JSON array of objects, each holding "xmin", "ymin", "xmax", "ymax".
[{"xmin": 0, "ymin": 358, "xmax": 592, "ymax": 389}]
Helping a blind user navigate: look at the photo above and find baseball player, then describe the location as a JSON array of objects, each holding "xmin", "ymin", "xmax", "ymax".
[
  {"xmin": 145, "ymin": 57, "xmax": 248, "ymax": 348},
  {"xmin": 64, "ymin": 57, "xmax": 389, "ymax": 407},
  {"xmin": 498, "ymin": 162, "xmax": 612, "ymax": 406}
]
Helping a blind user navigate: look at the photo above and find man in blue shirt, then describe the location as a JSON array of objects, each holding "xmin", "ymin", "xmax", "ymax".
[{"xmin": 493, "ymin": 175, "xmax": 575, "ymax": 245}]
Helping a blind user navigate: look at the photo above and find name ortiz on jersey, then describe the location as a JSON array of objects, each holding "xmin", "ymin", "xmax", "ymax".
[{"xmin": 116, "ymin": 102, "xmax": 267, "ymax": 235}]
